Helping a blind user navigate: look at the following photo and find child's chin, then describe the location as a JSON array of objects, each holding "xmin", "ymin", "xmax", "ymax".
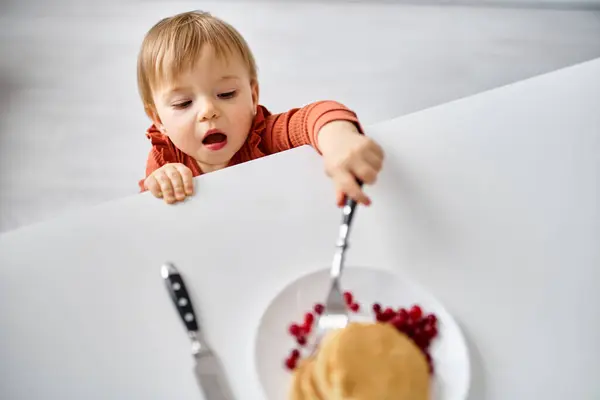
[{"xmin": 202, "ymin": 148, "xmax": 233, "ymax": 163}]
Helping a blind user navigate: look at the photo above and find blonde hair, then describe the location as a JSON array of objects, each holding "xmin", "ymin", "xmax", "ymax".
[{"xmin": 137, "ymin": 10, "xmax": 258, "ymax": 115}]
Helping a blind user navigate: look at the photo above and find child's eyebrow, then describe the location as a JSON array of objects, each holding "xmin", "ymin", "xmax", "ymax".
[
  {"xmin": 161, "ymin": 87, "xmax": 187, "ymax": 100},
  {"xmin": 220, "ymin": 75, "xmax": 240, "ymax": 81}
]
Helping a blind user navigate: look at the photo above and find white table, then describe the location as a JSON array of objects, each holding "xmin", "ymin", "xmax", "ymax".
[{"xmin": 1, "ymin": 57, "xmax": 599, "ymax": 400}]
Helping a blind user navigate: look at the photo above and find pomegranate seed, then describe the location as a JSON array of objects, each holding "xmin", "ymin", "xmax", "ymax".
[
  {"xmin": 409, "ymin": 305, "xmax": 423, "ymax": 320},
  {"xmin": 291, "ymin": 349, "xmax": 300, "ymax": 359},
  {"xmin": 423, "ymin": 324, "xmax": 434, "ymax": 339},
  {"xmin": 413, "ymin": 327, "xmax": 423, "ymax": 338},
  {"xmin": 372, "ymin": 303, "xmax": 382, "ymax": 313},
  {"xmin": 303, "ymin": 322, "xmax": 312, "ymax": 335},
  {"xmin": 288, "ymin": 323, "xmax": 301, "ymax": 337},
  {"xmin": 379, "ymin": 307, "xmax": 395, "ymax": 321},
  {"xmin": 343, "ymin": 291, "xmax": 353, "ymax": 304},
  {"xmin": 296, "ymin": 335, "xmax": 307, "ymax": 346},
  {"xmin": 304, "ymin": 312, "xmax": 314, "ymax": 325},
  {"xmin": 416, "ymin": 335, "xmax": 430, "ymax": 350},
  {"xmin": 349, "ymin": 303, "xmax": 360, "ymax": 312},
  {"xmin": 397, "ymin": 308, "xmax": 409, "ymax": 319},
  {"xmin": 391, "ymin": 313, "xmax": 408, "ymax": 330},
  {"xmin": 313, "ymin": 303, "xmax": 325, "ymax": 315},
  {"xmin": 428, "ymin": 326, "xmax": 438, "ymax": 339},
  {"xmin": 285, "ymin": 357, "xmax": 297, "ymax": 370},
  {"xmin": 426, "ymin": 313, "xmax": 438, "ymax": 327},
  {"xmin": 406, "ymin": 315, "xmax": 418, "ymax": 328}
]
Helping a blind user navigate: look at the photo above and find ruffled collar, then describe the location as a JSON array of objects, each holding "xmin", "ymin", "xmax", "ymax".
[{"xmin": 228, "ymin": 104, "xmax": 269, "ymax": 166}]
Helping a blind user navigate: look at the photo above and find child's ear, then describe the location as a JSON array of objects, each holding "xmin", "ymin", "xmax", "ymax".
[
  {"xmin": 251, "ymin": 79, "xmax": 259, "ymax": 113},
  {"xmin": 145, "ymin": 105, "xmax": 166, "ymax": 133}
]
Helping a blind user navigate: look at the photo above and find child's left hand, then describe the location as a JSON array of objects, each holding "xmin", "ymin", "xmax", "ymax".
[{"xmin": 317, "ymin": 120, "xmax": 385, "ymax": 207}]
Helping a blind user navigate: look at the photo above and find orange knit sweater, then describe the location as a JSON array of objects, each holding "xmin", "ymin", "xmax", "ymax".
[{"xmin": 139, "ymin": 100, "xmax": 362, "ymax": 191}]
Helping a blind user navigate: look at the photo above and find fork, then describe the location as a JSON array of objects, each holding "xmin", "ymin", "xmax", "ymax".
[{"xmin": 309, "ymin": 189, "xmax": 362, "ymax": 356}]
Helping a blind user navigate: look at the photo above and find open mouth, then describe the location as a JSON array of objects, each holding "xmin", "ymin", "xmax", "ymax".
[{"xmin": 202, "ymin": 131, "xmax": 228, "ymax": 150}]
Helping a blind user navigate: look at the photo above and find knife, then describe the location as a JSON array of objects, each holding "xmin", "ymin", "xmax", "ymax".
[{"xmin": 161, "ymin": 263, "xmax": 235, "ymax": 400}]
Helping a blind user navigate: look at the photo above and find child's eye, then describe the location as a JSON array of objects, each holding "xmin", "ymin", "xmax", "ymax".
[
  {"xmin": 218, "ymin": 90, "xmax": 236, "ymax": 99},
  {"xmin": 173, "ymin": 101, "xmax": 191, "ymax": 109}
]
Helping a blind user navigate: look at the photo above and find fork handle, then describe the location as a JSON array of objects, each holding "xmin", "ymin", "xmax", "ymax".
[{"xmin": 341, "ymin": 179, "xmax": 363, "ymax": 233}]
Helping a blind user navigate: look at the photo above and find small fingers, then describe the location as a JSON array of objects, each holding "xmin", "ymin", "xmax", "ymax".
[
  {"xmin": 364, "ymin": 147, "xmax": 384, "ymax": 172},
  {"xmin": 144, "ymin": 175, "xmax": 163, "ymax": 198},
  {"xmin": 155, "ymin": 170, "xmax": 176, "ymax": 203},
  {"xmin": 336, "ymin": 190, "xmax": 346, "ymax": 207},
  {"xmin": 367, "ymin": 140, "xmax": 385, "ymax": 160},
  {"xmin": 351, "ymin": 160, "xmax": 379, "ymax": 185},
  {"xmin": 164, "ymin": 165, "xmax": 186, "ymax": 201},
  {"xmin": 174, "ymin": 164, "xmax": 194, "ymax": 196},
  {"xmin": 333, "ymin": 170, "xmax": 371, "ymax": 206}
]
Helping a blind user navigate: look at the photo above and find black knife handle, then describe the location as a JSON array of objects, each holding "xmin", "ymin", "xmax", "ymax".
[{"xmin": 161, "ymin": 263, "xmax": 199, "ymax": 332}]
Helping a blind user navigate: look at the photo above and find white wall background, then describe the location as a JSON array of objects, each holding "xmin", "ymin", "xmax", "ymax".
[{"xmin": 1, "ymin": 0, "xmax": 600, "ymax": 233}]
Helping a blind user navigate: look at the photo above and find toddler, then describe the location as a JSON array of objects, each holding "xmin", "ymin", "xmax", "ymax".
[{"xmin": 137, "ymin": 10, "xmax": 384, "ymax": 206}]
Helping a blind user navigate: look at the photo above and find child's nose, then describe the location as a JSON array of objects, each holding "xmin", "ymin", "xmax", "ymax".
[{"xmin": 198, "ymin": 99, "xmax": 219, "ymax": 121}]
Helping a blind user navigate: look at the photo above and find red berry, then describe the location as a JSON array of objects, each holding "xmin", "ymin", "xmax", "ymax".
[
  {"xmin": 285, "ymin": 357, "xmax": 297, "ymax": 370},
  {"xmin": 343, "ymin": 291, "xmax": 353, "ymax": 304},
  {"xmin": 313, "ymin": 303, "xmax": 325, "ymax": 315},
  {"xmin": 409, "ymin": 305, "xmax": 423, "ymax": 320},
  {"xmin": 426, "ymin": 313, "xmax": 438, "ymax": 327},
  {"xmin": 372, "ymin": 303, "xmax": 382, "ymax": 313},
  {"xmin": 406, "ymin": 315, "xmax": 419, "ymax": 328},
  {"xmin": 288, "ymin": 323, "xmax": 301, "ymax": 337},
  {"xmin": 419, "ymin": 318, "xmax": 430, "ymax": 330},
  {"xmin": 391, "ymin": 313, "xmax": 408, "ymax": 330},
  {"xmin": 416, "ymin": 335, "xmax": 430, "ymax": 350},
  {"xmin": 349, "ymin": 303, "xmax": 360, "ymax": 312},
  {"xmin": 379, "ymin": 307, "xmax": 395, "ymax": 321},
  {"xmin": 291, "ymin": 349, "xmax": 300, "ymax": 359},
  {"xmin": 424, "ymin": 325, "xmax": 438, "ymax": 339},
  {"xmin": 303, "ymin": 322, "xmax": 313, "ymax": 334},
  {"xmin": 424, "ymin": 352, "xmax": 434, "ymax": 373},
  {"xmin": 397, "ymin": 308, "xmax": 409, "ymax": 319},
  {"xmin": 423, "ymin": 324, "xmax": 433, "ymax": 337},
  {"xmin": 413, "ymin": 327, "xmax": 423, "ymax": 338},
  {"xmin": 296, "ymin": 335, "xmax": 307, "ymax": 346},
  {"xmin": 304, "ymin": 312, "xmax": 314, "ymax": 325}
]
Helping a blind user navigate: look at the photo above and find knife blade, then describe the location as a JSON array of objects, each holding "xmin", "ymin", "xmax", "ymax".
[
  {"xmin": 161, "ymin": 263, "xmax": 235, "ymax": 400},
  {"xmin": 194, "ymin": 350, "xmax": 236, "ymax": 400}
]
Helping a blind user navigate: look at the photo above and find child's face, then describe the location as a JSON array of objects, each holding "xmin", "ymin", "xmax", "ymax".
[{"xmin": 151, "ymin": 47, "xmax": 258, "ymax": 171}]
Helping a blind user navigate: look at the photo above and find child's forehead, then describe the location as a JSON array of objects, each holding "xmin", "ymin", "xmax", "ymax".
[{"xmin": 155, "ymin": 46, "xmax": 246, "ymax": 88}]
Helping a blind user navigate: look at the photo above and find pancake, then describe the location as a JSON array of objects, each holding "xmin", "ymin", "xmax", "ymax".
[
  {"xmin": 312, "ymin": 322, "xmax": 430, "ymax": 400},
  {"xmin": 289, "ymin": 357, "xmax": 314, "ymax": 400},
  {"xmin": 299, "ymin": 357, "xmax": 327, "ymax": 400}
]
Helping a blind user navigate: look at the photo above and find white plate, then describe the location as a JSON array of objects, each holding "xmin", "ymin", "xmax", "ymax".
[{"xmin": 253, "ymin": 267, "xmax": 471, "ymax": 400}]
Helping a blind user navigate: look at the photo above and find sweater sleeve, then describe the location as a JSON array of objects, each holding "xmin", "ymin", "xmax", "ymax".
[
  {"xmin": 138, "ymin": 126, "xmax": 178, "ymax": 192},
  {"xmin": 261, "ymin": 100, "xmax": 363, "ymax": 154}
]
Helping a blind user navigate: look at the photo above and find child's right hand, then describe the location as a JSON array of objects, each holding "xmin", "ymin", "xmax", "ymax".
[{"xmin": 144, "ymin": 163, "xmax": 194, "ymax": 204}]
